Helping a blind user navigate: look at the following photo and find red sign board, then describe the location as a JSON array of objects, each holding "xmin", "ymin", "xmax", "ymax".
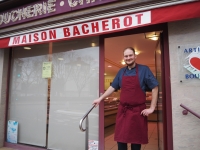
[
  {"xmin": 8, "ymin": 11, "xmax": 151, "ymax": 46},
  {"xmin": 0, "ymin": 1, "xmax": 200, "ymax": 48}
]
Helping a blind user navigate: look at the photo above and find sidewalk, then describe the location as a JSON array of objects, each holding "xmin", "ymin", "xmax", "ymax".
[{"xmin": 0, "ymin": 148, "xmax": 14, "ymax": 150}]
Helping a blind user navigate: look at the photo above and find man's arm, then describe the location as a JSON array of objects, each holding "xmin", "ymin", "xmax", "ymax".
[
  {"xmin": 149, "ymin": 86, "xmax": 158, "ymax": 111},
  {"xmin": 141, "ymin": 86, "xmax": 158, "ymax": 116},
  {"xmin": 92, "ymin": 86, "xmax": 115, "ymax": 107}
]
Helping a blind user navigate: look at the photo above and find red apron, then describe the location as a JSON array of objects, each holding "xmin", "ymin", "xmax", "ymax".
[{"xmin": 114, "ymin": 64, "xmax": 148, "ymax": 144}]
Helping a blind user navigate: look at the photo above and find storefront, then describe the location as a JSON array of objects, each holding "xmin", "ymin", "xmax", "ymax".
[{"xmin": 0, "ymin": 0, "xmax": 200, "ymax": 150}]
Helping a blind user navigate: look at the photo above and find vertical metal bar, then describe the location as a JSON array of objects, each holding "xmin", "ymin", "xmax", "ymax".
[
  {"xmin": 79, "ymin": 105, "xmax": 95, "ymax": 149},
  {"xmin": 85, "ymin": 116, "xmax": 89, "ymax": 150},
  {"xmin": 45, "ymin": 42, "xmax": 53, "ymax": 147}
]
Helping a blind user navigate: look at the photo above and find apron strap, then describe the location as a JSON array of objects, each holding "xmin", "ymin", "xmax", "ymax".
[{"xmin": 120, "ymin": 102, "xmax": 145, "ymax": 116}]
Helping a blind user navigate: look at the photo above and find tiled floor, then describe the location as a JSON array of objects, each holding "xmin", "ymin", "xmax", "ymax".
[{"xmin": 105, "ymin": 122, "xmax": 158, "ymax": 150}]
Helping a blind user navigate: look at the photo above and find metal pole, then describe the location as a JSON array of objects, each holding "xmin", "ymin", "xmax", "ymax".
[
  {"xmin": 85, "ymin": 116, "xmax": 89, "ymax": 150},
  {"xmin": 180, "ymin": 103, "xmax": 200, "ymax": 119},
  {"xmin": 79, "ymin": 105, "xmax": 95, "ymax": 150}
]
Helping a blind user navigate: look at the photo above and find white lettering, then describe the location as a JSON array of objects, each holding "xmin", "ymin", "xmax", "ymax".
[
  {"xmin": 0, "ymin": 15, "xmax": 3, "ymax": 25},
  {"xmin": 0, "ymin": 0, "xmax": 56, "ymax": 26},
  {"xmin": 34, "ymin": 4, "xmax": 43, "ymax": 16},
  {"xmin": 3, "ymin": 12, "xmax": 11, "ymax": 24},
  {"xmin": 68, "ymin": 0, "xmax": 83, "ymax": 7},
  {"xmin": 26, "ymin": 6, "xmax": 34, "ymax": 18},
  {"xmin": 11, "ymin": 10, "xmax": 18, "ymax": 22},
  {"xmin": 43, "ymin": 2, "xmax": 47, "ymax": 14},
  {"xmin": 47, "ymin": 0, "xmax": 56, "ymax": 13},
  {"xmin": 17, "ymin": 9, "xmax": 22, "ymax": 21},
  {"xmin": 22, "ymin": 7, "xmax": 27, "ymax": 19},
  {"xmin": 86, "ymin": 0, "xmax": 95, "ymax": 4},
  {"xmin": 68, "ymin": 0, "xmax": 96, "ymax": 7}
]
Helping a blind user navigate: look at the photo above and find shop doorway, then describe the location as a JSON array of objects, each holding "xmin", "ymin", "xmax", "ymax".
[{"xmin": 102, "ymin": 32, "xmax": 164, "ymax": 150}]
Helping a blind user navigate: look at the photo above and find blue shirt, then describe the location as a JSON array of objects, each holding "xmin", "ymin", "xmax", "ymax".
[{"xmin": 111, "ymin": 64, "xmax": 158, "ymax": 93}]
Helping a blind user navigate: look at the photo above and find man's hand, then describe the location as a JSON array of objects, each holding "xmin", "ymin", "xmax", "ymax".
[
  {"xmin": 141, "ymin": 86, "xmax": 158, "ymax": 116},
  {"xmin": 92, "ymin": 98, "xmax": 102, "ymax": 107},
  {"xmin": 92, "ymin": 86, "xmax": 116, "ymax": 107},
  {"xmin": 141, "ymin": 108, "xmax": 154, "ymax": 116}
]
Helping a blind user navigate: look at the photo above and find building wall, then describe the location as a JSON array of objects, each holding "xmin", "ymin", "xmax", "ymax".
[
  {"xmin": 0, "ymin": 49, "xmax": 9, "ymax": 147},
  {"xmin": 168, "ymin": 18, "xmax": 200, "ymax": 150}
]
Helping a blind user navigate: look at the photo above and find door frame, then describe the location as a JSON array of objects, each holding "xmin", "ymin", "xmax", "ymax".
[{"xmin": 99, "ymin": 23, "xmax": 173, "ymax": 150}]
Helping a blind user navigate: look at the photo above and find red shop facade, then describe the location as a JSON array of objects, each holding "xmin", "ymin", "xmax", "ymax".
[{"xmin": 0, "ymin": 0, "xmax": 200, "ymax": 150}]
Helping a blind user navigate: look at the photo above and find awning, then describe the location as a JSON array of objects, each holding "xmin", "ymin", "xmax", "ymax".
[{"xmin": 0, "ymin": 1, "xmax": 200, "ymax": 48}]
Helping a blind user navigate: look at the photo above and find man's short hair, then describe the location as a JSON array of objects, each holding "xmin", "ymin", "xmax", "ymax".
[{"xmin": 124, "ymin": 47, "xmax": 135, "ymax": 54}]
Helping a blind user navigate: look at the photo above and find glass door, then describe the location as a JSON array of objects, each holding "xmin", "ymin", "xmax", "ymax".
[
  {"xmin": 47, "ymin": 37, "xmax": 100, "ymax": 150},
  {"xmin": 155, "ymin": 33, "xmax": 164, "ymax": 150},
  {"xmin": 8, "ymin": 44, "xmax": 49, "ymax": 147}
]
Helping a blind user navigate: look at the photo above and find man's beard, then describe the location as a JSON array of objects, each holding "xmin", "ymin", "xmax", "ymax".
[{"xmin": 126, "ymin": 61, "xmax": 135, "ymax": 66}]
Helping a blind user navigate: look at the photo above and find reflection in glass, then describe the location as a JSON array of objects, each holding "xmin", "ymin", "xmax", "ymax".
[
  {"xmin": 8, "ymin": 44, "xmax": 49, "ymax": 146},
  {"xmin": 48, "ymin": 37, "xmax": 99, "ymax": 149}
]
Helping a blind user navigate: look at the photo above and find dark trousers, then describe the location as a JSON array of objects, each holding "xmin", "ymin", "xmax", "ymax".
[{"xmin": 117, "ymin": 142, "xmax": 141, "ymax": 150}]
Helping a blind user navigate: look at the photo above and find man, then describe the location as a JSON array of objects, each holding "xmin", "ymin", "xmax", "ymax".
[{"xmin": 92, "ymin": 47, "xmax": 158, "ymax": 150}]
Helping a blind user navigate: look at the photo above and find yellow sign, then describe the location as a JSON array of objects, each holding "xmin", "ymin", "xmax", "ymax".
[{"xmin": 42, "ymin": 62, "xmax": 52, "ymax": 78}]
